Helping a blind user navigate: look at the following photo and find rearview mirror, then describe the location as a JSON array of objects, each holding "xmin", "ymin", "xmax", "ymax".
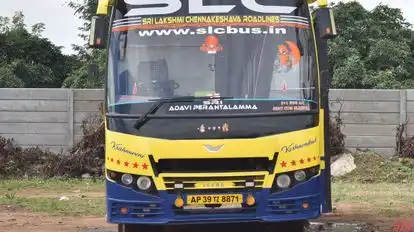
[
  {"xmin": 88, "ymin": 64, "xmax": 100, "ymax": 81},
  {"xmin": 89, "ymin": 16, "xmax": 109, "ymax": 49},
  {"xmin": 315, "ymin": 8, "xmax": 337, "ymax": 39}
]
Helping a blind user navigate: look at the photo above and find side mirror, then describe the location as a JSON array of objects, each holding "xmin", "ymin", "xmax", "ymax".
[
  {"xmin": 89, "ymin": 16, "xmax": 109, "ymax": 49},
  {"xmin": 88, "ymin": 64, "xmax": 100, "ymax": 81},
  {"xmin": 315, "ymin": 8, "xmax": 337, "ymax": 39}
]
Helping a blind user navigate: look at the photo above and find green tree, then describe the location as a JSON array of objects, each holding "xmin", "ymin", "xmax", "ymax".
[
  {"xmin": 329, "ymin": 2, "xmax": 414, "ymax": 89},
  {"xmin": 0, "ymin": 12, "xmax": 77, "ymax": 88},
  {"xmin": 63, "ymin": 0, "xmax": 106, "ymax": 89}
]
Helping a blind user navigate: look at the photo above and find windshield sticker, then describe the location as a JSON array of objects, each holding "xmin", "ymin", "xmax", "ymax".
[
  {"xmin": 132, "ymin": 82, "xmax": 138, "ymax": 95},
  {"xmin": 200, "ymin": 35, "xmax": 223, "ymax": 54},
  {"xmin": 112, "ymin": 15, "xmax": 309, "ymax": 33},
  {"xmin": 198, "ymin": 124, "xmax": 206, "ymax": 133},
  {"xmin": 272, "ymin": 100, "xmax": 311, "ymax": 112},
  {"xmin": 278, "ymin": 41, "xmax": 301, "ymax": 70},
  {"xmin": 168, "ymin": 98, "xmax": 258, "ymax": 112},
  {"xmin": 281, "ymin": 81, "xmax": 288, "ymax": 92},
  {"xmin": 198, "ymin": 123, "xmax": 230, "ymax": 134},
  {"xmin": 222, "ymin": 123, "xmax": 230, "ymax": 132}
]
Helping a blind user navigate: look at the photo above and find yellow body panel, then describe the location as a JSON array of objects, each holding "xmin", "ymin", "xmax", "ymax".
[
  {"xmin": 308, "ymin": 0, "xmax": 329, "ymax": 7},
  {"xmin": 105, "ymin": 123, "xmax": 322, "ymax": 190},
  {"xmin": 97, "ymin": 0, "xmax": 111, "ymax": 15}
]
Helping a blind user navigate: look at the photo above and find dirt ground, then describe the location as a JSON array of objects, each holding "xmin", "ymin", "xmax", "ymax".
[
  {"xmin": 2, "ymin": 180, "xmax": 413, "ymax": 232},
  {"xmin": 0, "ymin": 202, "xmax": 400, "ymax": 232}
]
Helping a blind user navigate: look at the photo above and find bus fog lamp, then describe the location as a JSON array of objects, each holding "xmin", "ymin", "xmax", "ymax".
[
  {"xmin": 137, "ymin": 176, "xmax": 152, "ymax": 190},
  {"xmin": 294, "ymin": 170, "xmax": 307, "ymax": 182},
  {"xmin": 276, "ymin": 174, "xmax": 291, "ymax": 189},
  {"xmin": 120, "ymin": 207, "xmax": 128, "ymax": 215},
  {"xmin": 175, "ymin": 196, "xmax": 184, "ymax": 208},
  {"xmin": 246, "ymin": 194, "xmax": 255, "ymax": 206},
  {"xmin": 121, "ymin": 174, "xmax": 133, "ymax": 185}
]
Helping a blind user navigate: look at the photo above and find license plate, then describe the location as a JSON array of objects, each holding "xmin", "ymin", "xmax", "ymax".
[{"xmin": 186, "ymin": 194, "xmax": 243, "ymax": 205}]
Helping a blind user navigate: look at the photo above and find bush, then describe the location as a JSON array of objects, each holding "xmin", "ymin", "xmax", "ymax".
[
  {"xmin": 0, "ymin": 110, "xmax": 105, "ymax": 179},
  {"xmin": 0, "ymin": 137, "xmax": 61, "ymax": 178},
  {"xmin": 329, "ymin": 99, "xmax": 346, "ymax": 156},
  {"xmin": 329, "ymin": 115, "xmax": 346, "ymax": 156},
  {"xmin": 396, "ymin": 122, "xmax": 414, "ymax": 158}
]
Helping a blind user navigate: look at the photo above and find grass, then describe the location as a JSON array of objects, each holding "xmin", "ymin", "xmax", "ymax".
[
  {"xmin": 0, "ymin": 178, "xmax": 106, "ymax": 216},
  {"xmin": 0, "ymin": 178, "xmax": 104, "ymax": 192},
  {"xmin": 1, "ymin": 179, "xmax": 413, "ymax": 218},
  {"xmin": 333, "ymin": 151, "xmax": 414, "ymax": 183},
  {"xmin": 332, "ymin": 182, "xmax": 414, "ymax": 218},
  {"xmin": 0, "ymin": 152, "xmax": 413, "ymax": 218},
  {"xmin": 0, "ymin": 196, "xmax": 105, "ymax": 216}
]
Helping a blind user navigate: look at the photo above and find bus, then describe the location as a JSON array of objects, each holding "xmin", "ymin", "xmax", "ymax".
[{"xmin": 88, "ymin": 0, "xmax": 337, "ymax": 231}]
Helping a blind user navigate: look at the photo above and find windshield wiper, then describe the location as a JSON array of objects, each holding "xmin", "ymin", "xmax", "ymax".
[{"xmin": 133, "ymin": 96, "xmax": 233, "ymax": 130}]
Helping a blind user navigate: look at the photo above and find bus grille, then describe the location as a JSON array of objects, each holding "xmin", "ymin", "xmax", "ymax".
[
  {"xmin": 162, "ymin": 174, "xmax": 266, "ymax": 192},
  {"xmin": 150, "ymin": 155, "xmax": 278, "ymax": 175}
]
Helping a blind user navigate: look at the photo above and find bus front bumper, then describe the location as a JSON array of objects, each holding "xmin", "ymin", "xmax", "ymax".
[{"xmin": 106, "ymin": 176, "xmax": 322, "ymax": 225}]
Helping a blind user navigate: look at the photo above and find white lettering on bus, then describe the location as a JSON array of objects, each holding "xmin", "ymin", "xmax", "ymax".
[
  {"xmin": 124, "ymin": 0, "xmax": 297, "ymax": 17},
  {"xmin": 189, "ymin": 0, "xmax": 235, "ymax": 14},
  {"xmin": 124, "ymin": 0, "xmax": 182, "ymax": 17}
]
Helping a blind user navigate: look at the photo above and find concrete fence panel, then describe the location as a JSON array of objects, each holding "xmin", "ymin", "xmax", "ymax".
[{"xmin": 0, "ymin": 88, "xmax": 411, "ymax": 156}]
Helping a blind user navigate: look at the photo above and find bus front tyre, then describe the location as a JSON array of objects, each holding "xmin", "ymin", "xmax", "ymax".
[
  {"xmin": 118, "ymin": 224, "xmax": 165, "ymax": 232},
  {"xmin": 267, "ymin": 220, "xmax": 309, "ymax": 232},
  {"xmin": 118, "ymin": 224, "xmax": 138, "ymax": 232}
]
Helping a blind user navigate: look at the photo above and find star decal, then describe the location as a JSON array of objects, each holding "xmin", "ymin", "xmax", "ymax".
[
  {"xmin": 124, "ymin": 161, "xmax": 129, "ymax": 167},
  {"xmin": 116, "ymin": 160, "xmax": 121, "ymax": 165},
  {"xmin": 291, "ymin": 160, "xmax": 296, "ymax": 166},
  {"xmin": 281, "ymin": 161, "xmax": 287, "ymax": 168},
  {"xmin": 307, "ymin": 157, "xmax": 312, "ymax": 163},
  {"xmin": 142, "ymin": 163, "xmax": 149, "ymax": 170},
  {"xmin": 133, "ymin": 162, "xmax": 139, "ymax": 168},
  {"xmin": 300, "ymin": 159, "xmax": 305, "ymax": 164}
]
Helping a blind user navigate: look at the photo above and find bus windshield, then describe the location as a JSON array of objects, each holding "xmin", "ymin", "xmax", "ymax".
[{"xmin": 107, "ymin": 0, "xmax": 318, "ymax": 114}]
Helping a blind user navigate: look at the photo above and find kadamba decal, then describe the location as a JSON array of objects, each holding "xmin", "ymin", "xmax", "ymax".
[
  {"xmin": 281, "ymin": 138, "xmax": 316, "ymax": 153},
  {"xmin": 110, "ymin": 141, "xmax": 145, "ymax": 158}
]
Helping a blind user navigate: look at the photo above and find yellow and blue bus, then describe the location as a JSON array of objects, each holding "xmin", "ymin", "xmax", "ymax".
[{"xmin": 88, "ymin": 0, "xmax": 337, "ymax": 231}]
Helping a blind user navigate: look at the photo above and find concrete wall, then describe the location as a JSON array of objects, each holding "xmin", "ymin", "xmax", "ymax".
[
  {"xmin": 0, "ymin": 88, "xmax": 411, "ymax": 156},
  {"xmin": 329, "ymin": 89, "xmax": 403, "ymax": 156},
  {"xmin": 0, "ymin": 89, "xmax": 103, "ymax": 153}
]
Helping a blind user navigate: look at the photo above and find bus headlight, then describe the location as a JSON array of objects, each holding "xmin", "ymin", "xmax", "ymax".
[
  {"xmin": 294, "ymin": 170, "xmax": 307, "ymax": 182},
  {"xmin": 121, "ymin": 174, "xmax": 133, "ymax": 185},
  {"xmin": 276, "ymin": 174, "xmax": 291, "ymax": 189},
  {"xmin": 137, "ymin": 176, "xmax": 152, "ymax": 191}
]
